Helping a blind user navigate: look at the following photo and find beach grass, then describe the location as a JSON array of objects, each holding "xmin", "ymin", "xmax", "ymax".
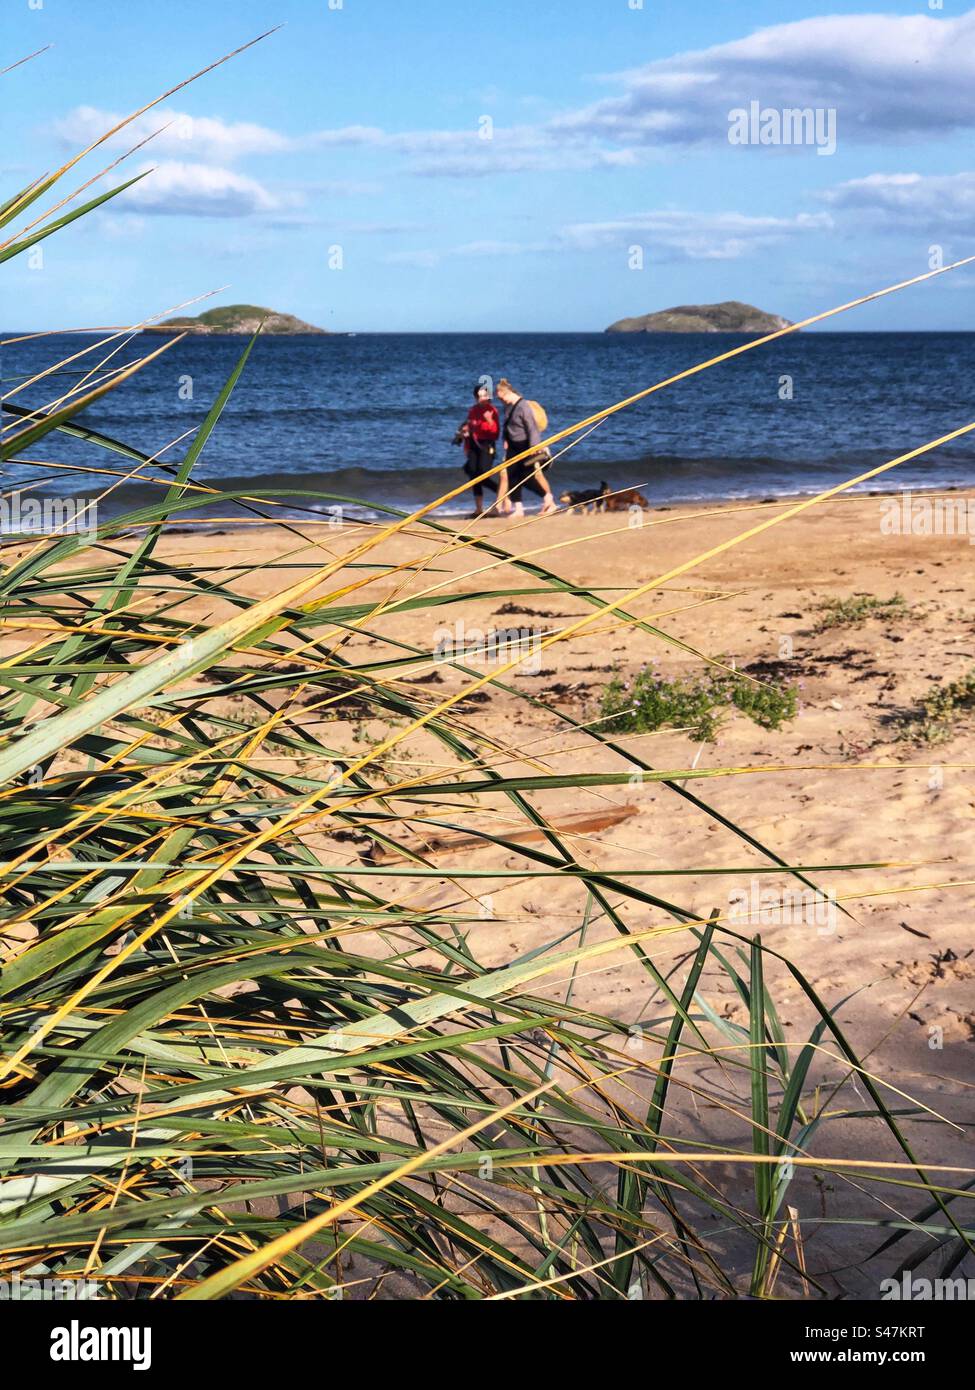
[{"xmin": 1, "ymin": 51, "xmax": 973, "ymax": 1301}]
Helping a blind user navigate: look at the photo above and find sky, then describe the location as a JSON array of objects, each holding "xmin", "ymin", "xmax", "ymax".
[{"xmin": 4, "ymin": 0, "xmax": 975, "ymax": 331}]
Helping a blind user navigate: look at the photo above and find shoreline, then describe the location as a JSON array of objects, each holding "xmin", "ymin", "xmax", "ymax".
[{"xmin": 5, "ymin": 478, "xmax": 975, "ymax": 541}]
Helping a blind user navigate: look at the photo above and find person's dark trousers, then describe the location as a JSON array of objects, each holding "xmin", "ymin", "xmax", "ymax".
[
  {"xmin": 464, "ymin": 441, "xmax": 498, "ymax": 504},
  {"xmin": 505, "ymin": 456, "xmax": 548, "ymax": 502}
]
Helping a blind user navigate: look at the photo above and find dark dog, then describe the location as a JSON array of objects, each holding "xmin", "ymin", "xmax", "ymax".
[
  {"xmin": 603, "ymin": 487, "xmax": 650, "ymax": 512},
  {"xmin": 559, "ymin": 482, "xmax": 608, "ymax": 514}
]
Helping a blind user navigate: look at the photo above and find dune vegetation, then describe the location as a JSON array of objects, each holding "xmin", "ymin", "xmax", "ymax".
[{"xmin": 1, "ymin": 38, "xmax": 973, "ymax": 1302}]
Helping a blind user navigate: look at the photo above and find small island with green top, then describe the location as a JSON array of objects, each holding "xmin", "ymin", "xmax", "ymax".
[
  {"xmin": 605, "ymin": 301, "xmax": 793, "ymax": 334},
  {"xmin": 144, "ymin": 304, "xmax": 329, "ymax": 335}
]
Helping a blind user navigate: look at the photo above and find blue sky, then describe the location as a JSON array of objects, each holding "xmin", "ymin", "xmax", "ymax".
[{"xmin": 5, "ymin": 0, "xmax": 975, "ymax": 331}]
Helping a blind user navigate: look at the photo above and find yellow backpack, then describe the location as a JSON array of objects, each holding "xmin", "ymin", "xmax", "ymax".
[{"xmin": 527, "ymin": 400, "xmax": 548, "ymax": 432}]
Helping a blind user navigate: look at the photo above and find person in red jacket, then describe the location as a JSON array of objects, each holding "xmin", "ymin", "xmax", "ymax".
[{"xmin": 454, "ymin": 382, "xmax": 500, "ymax": 517}]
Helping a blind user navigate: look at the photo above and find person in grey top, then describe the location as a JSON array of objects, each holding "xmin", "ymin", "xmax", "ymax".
[{"xmin": 495, "ymin": 378, "xmax": 557, "ymax": 517}]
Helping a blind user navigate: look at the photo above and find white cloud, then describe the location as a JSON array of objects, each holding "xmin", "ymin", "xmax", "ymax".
[
  {"xmin": 53, "ymin": 106, "xmax": 291, "ymax": 161},
  {"xmin": 56, "ymin": 105, "xmax": 636, "ymax": 180},
  {"xmin": 308, "ymin": 9, "xmax": 975, "ymax": 175},
  {"xmin": 558, "ymin": 9, "xmax": 975, "ymax": 150},
  {"xmin": 309, "ymin": 122, "xmax": 639, "ymax": 175},
  {"xmin": 560, "ymin": 210, "xmax": 833, "ymax": 260},
  {"xmin": 823, "ymin": 171, "xmax": 975, "ymax": 229},
  {"xmin": 407, "ymin": 139, "xmax": 639, "ymax": 178},
  {"xmin": 51, "ymin": 9, "xmax": 975, "ymax": 204},
  {"xmin": 386, "ymin": 208, "xmax": 831, "ymax": 268},
  {"xmin": 125, "ymin": 161, "xmax": 287, "ymax": 218},
  {"xmin": 52, "ymin": 7, "xmax": 975, "ymax": 221}
]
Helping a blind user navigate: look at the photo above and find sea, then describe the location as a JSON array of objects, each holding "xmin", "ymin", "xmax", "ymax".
[{"xmin": 4, "ymin": 330, "xmax": 975, "ymax": 522}]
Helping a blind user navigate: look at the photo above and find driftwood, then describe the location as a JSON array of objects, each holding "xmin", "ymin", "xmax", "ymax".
[{"xmin": 402, "ymin": 803, "xmax": 638, "ymax": 855}]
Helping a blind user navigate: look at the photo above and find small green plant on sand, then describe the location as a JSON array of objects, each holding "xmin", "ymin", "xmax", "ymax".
[
  {"xmin": 600, "ymin": 665, "xmax": 799, "ymax": 742},
  {"xmin": 901, "ymin": 667, "xmax": 975, "ymax": 744},
  {"xmin": 813, "ymin": 592, "xmax": 909, "ymax": 633}
]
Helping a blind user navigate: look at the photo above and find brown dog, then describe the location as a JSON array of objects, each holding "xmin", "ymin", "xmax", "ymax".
[{"xmin": 603, "ymin": 487, "xmax": 650, "ymax": 512}]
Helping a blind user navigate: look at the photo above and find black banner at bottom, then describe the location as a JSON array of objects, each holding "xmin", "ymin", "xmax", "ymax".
[{"xmin": 2, "ymin": 1295, "xmax": 965, "ymax": 1377}]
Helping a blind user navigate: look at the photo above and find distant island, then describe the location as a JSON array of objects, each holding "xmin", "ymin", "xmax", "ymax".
[
  {"xmin": 605, "ymin": 301, "xmax": 793, "ymax": 334},
  {"xmin": 144, "ymin": 304, "xmax": 329, "ymax": 336}
]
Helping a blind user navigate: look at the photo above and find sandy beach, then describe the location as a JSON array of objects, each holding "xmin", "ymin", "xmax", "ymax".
[
  {"xmin": 5, "ymin": 484, "xmax": 973, "ymax": 1297},
  {"xmin": 131, "ymin": 488, "xmax": 975, "ymax": 1015},
  {"xmin": 55, "ymin": 487, "xmax": 959, "ymax": 1294}
]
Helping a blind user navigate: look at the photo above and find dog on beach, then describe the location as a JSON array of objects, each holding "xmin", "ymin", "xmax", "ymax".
[
  {"xmin": 603, "ymin": 487, "xmax": 650, "ymax": 512},
  {"xmin": 559, "ymin": 482, "xmax": 608, "ymax": 514}
]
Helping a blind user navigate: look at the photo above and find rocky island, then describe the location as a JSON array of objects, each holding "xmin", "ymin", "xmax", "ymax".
[
  {"xmin": 144, "ymin": 305, "xmax": 329, "ymax": 335},
  {"xmin": 605, "ymin": 301, "xmax": 793, "ymax": 334}
]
